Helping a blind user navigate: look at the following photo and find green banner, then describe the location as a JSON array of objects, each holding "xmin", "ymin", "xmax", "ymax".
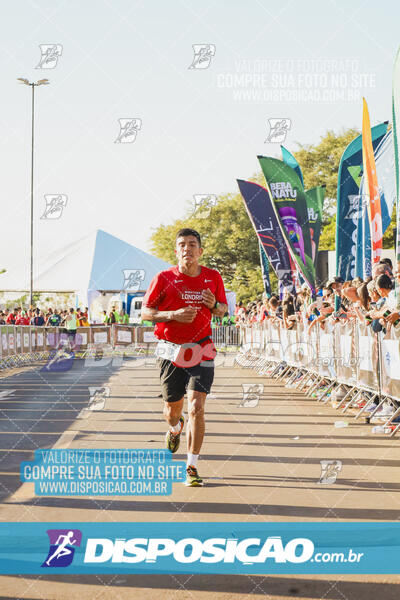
[
  {"xmin": 258, "ymin": 156, "xmax": 316, "ymax": 291},
  {"xmin": 305, "ymin": 186, "xmax": 325, "ymax": 265}
]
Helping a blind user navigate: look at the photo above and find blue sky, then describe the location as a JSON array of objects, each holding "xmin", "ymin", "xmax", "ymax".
[{"xmin": 1, "ymin": 0, "xmax": 399, "ymax": 279}]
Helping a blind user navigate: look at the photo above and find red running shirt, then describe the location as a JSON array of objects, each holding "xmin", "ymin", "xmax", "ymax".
[{"xmin": 143, "ymin": 265, "xmax": 227, "ymax": 345}]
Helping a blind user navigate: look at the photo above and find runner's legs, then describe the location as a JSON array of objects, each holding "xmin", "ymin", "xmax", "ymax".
[
  {"xmin": 186, "ymin": 390, "xmax": 206, "ymax": 454},
  {"xmin": 163, "ymin": 397, "xmax": 184, "ymax": 428}
]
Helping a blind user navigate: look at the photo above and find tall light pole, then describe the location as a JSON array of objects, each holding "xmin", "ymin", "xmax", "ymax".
[{"xmin": 17, "ymin": 77, "xmax": 49, "ymax": 307}]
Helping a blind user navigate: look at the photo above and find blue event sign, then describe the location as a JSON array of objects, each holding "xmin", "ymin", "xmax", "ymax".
[{"xmin": 0, "ymin": 522, "xmax": 400, "ymax": 574}]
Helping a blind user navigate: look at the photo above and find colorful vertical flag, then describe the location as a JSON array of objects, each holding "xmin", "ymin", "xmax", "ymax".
[
  {"xmin": 335, "ymin": 122, "xmax": 387, "ymax": 281},
  {"xmin": 237, "ymin": 179, "xmax": 296, "ymax": 294},
  {"xmin": 392, "ymin": 45, "xmax": 400, "ymax": 269},
  {"xmin": 355, "ymin": 130, "xmax": 396, "ymax": 278},
  {"xmin": 281, "ymin": 146, "xmax": 304, "ymax": 187},
  {"xmin": 305, "ymin": 186, "xmax": 325, "ymax": 265},
  {"xmin": 257, "ymin": 156, "xmax": 316, "ymax": 292},
  {"xmin": 362, "ymin": 98, "xmax": 382, "ymax": 265},
  {"xmin": 259, "ymin": 242, "xmax": 271, "ymax": 296}
]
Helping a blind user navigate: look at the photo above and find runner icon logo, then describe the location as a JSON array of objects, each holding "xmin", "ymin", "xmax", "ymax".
[
  {"xmin": 41, "ymin": 194, "xmax": 68, "ymax": 220},
  {"xmin": 36, "ymin": 44, "xmax": 63, "ymax": 69},
  {"xmin": 265, "ymin": 118, "xmax": 291, "ymax": 143},
  {"xmin": 188, "ymin": 44, "xmax": 216, "ymax": 70},
  {"xmin": 193, "ymin": 194, "xmax": 216, "ymax": 218},
  {"xmin": 122, "ymin": 269, "xmax": 145, "ymax": 291},
  {"xmin": 318, "ymin": 460, "xmax": 342, "ymax": 485},
  {"xmin": 42, "ymin": 529, "xmax": 82, "ymax": 568},
  {"xmin": 115, "ymin": 118, "xmax": 142, "ymax": 143},
  {"xmin": 240, "ymin": 383, "xmax": 264, "ymax": 408}
]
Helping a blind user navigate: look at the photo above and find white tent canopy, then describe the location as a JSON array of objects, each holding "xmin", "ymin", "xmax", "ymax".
[{"xmin": 0, "ymin": 229, "xmax": 171, "ymax": 293}]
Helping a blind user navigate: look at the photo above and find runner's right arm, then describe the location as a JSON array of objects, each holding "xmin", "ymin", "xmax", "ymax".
[{"xmin": 141, "ymin": 306, "xmax": 197, "ymax": 323}]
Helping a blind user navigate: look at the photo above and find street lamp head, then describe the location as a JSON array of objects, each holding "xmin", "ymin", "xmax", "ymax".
[{"xmin": 17, "ymin": 77, "xmax": 50, "ymax": 86}]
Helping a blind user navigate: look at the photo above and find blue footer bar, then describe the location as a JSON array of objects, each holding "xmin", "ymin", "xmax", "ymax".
[{"xmin": 1, "ymin": 522, "xmax": 400, "ymax": 574}]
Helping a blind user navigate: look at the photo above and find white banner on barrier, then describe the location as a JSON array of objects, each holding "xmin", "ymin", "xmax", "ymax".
[
  {"xmin": 359, "ymin": 335, "xmax": 373, "ymax": 372},
  {"xmin": 2, "ymin": 334, "xmax": 7, "ymax": 350},
  {"xmin": 280, "ymin": 328, "xmax": 288, "ymax": 354},
  {"xmin": 340, "ymin": 335, "xmax": 352, "ymax": 364},
  {"xmin": 382, "ymin": 339, "xmax": 400, "ymax": 380},
  {"xmin": 320, "ymin": 333, "xmax": 332, "ymax": 359},
  {"xmin": 117, "ymin": 330, "xmax": 132, "ymax": 343},
  {"xmin": 77, "ymin": 332, "xmax": 88, "ymax": 345},
  {"xmin": 16, "ymin": 333, "xmax": 21, "ymax": 348},
  {"xmin": 46, "ymin": 333, "xmax": 56, "ymax": 346},
  {"xmin": 143, "ymin": 331, "xmax": 158, "ymax": 343},
  {"xmin": 37, "ymin": 333, "xmax": 44, "ymax": 347},
  {"xmin": 23, "ymin": 333, "xmax": 29, "ymax": 347},
  {"xmin": 254, "ymin": 329, "xmax": 261, "ymax": 344},
  {"xmin": 93, "ymin": 332, "xmax": 108, "ymax": 344},
  {"xmin": 8, "ymin": 334, "xmax": 14, "ymax": 351}
]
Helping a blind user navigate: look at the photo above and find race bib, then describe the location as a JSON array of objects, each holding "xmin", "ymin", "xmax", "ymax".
[{"xmin": 155, "ymin": 340, "xmax": 181, "ymax": 362}]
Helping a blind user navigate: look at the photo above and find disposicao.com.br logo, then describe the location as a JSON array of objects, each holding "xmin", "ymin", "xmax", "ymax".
[
  {"xmin": 82, "ymin": 536, "xmax": 363, "ymax": 566},
  {"xmin": 42, "ymin": 529, "xmax": 82, "ymax": 568}
]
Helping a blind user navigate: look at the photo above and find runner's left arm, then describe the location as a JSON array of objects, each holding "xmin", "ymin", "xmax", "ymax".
[{"xmin": 204, "ymin": 271, "xmax": 228, "ymax": 317}]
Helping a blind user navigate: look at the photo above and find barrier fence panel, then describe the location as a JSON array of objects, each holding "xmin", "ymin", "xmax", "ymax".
[
  {"xmin": 211, "ymin": 326, "xmax": 240, "ymax": 348},
  {"xmin": 75, "ymin": 327, "xmax": 90, "ymax": 351},
  {"xmin": 7, "ymin": 326, "xmax": 16, "ymax": 357},
  {"xmin": 36, "ymin": 327, "xmax": 45, "ymax": 352},
  {"xmin": 357, "ymin": 322, "xmax": 378, "ymax": 393},
  {"xmin": 90, "ymin": 327, "xmax": 111, "ymax": 347},
  {"xmin": 307, "ymin": 322, "xmax": 319, "ymax": 372},
  {"xmin": 112, "ymin": 325, "xmax": 134, "ymax": 347},
  {"xmin": 45, "ymin": 327, "xmax": 58, "ymax": 350},
  {"xmin": 16, "ymin": 326, "xmax": 22, "ymax": 353},
  {"xmin": 317, "ymin": 321, "xmax": 336, "ymax": 380},
  {"xmin": 266, "ymin": 320, "xmax": 282, "ymax": 363},
  {"xmin": 1, "ymin": 326, "xmax": 10, "ymax": 358},
  {"xmin": 334, "ymin": 320, "xmax": 357, "ymax": 386},
  {"xmin": 239, "ymin": 320, "xmax": 400, "ymax": 407},
  {"xmin": 22, "ymin": 327, "xmax": 31, "ymax": 353},
  {"xmin": 0, "ymin": 325, "xmax": 8, "ymax": 359},
  {"xmin": 135, "ymin": 326, "xmax": 158, "ymax": 355},
  {"xmin": 30, "ymin": 327, "xmax": 37, "ymax": 352},
  {"xmin": 381, "ymin": 325, "xmax": 400, "ymax": 398}
]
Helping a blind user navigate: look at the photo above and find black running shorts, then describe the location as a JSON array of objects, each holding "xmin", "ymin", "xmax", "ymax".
[{"xmin": 157, "ymin": 358, "xmax": 215, "ymax": 403}]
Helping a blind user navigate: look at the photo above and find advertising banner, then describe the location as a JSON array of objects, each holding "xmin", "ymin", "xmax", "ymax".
[{"xmin": 258, "ymin": 156, "xmax": 316, "ymax": 290}]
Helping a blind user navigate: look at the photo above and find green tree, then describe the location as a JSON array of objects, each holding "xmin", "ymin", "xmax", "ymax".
[
  {"xmin": 150, "ymin": 194, "xmax": 265, "ymax": 303},
  {"xmin": 150, "ymin": 128, "xmax": 392, "ymax": 298},
  {"xmin": 293, "ymin": 128, "xmax": 360, "ymax": 217}
]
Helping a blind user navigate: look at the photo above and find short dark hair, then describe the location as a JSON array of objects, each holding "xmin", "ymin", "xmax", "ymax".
[
  {"xmin": 175, "ymin": 228, "xmax": 201, "ymax": 247},
  {"xmin": 376, "ymin": 274, "xmax": 393, "ymax": 290},
  {"xmin": 380, "ymin": 257, "xmax": 393, "ymax": 270}
]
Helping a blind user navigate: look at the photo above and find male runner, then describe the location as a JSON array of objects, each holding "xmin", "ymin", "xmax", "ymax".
[{"xmin": 141, "ymin": 228, "xmax": 227, "ymax": 486}]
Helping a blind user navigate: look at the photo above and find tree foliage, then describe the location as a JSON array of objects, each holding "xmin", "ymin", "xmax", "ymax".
[
  {"xmin": 293, "ymin": 128, "xmax": 359, "ymax": 216},
  {"xmin": 150, "ymin": 195, "xmax": 265, "ymax": 303},
  {"xmin": 149, "ymin": 128, "xmax": 394, "ymax": 301}
]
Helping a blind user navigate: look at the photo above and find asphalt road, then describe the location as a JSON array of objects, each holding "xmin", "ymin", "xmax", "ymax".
[{"xmin": 0, "ymin": 355, "xmax": 399, "ymax": 598}]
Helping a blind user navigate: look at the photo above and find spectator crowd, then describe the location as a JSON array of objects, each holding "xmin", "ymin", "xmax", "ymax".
[
  {"xmin": 233, "ymin": 257, "xmax": 400, "ymax": 334},
  {"xmin": 0, "ymin": 306, "xmax": 130, "ymax": 327}
]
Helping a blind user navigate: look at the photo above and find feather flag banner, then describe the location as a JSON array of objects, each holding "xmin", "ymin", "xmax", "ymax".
[{"xmin": 362, "ymin": 98, "xmax": 382, "ymax": 265}]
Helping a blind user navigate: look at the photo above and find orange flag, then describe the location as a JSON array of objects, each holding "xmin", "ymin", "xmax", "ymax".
[{"xmin": 362, "ymin": 98, "xmax": 382, "ymax": 264}]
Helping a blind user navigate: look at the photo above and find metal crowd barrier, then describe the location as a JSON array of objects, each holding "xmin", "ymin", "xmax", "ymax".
[
  {"xmin": 0, "ymin": 324, "xmax": 241, "ymax": 369},
  {"xmin": 237, "ymin": 320, "xmax": 400, "ymax": 437}
]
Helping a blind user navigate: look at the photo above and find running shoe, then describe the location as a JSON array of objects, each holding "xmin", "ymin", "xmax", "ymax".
[
  {"xmin": 185, "ymin": 465, "xmax": 203, "ymax": 487},
  {"xmin": 165, "ymin": 416, "xmax": 184, "ymax": 453}
]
